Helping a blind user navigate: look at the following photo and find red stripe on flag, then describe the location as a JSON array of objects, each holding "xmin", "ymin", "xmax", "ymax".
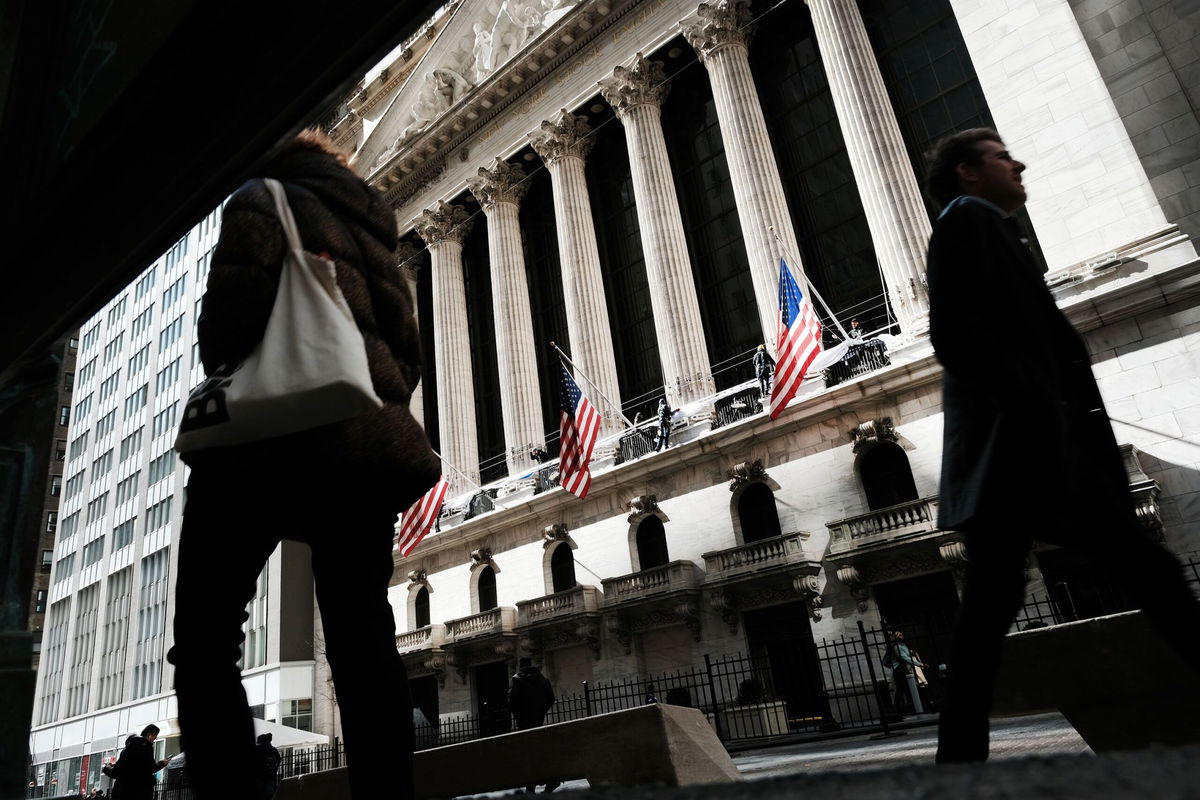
[{"xmin": 396, "ymin": 477, "xmax": 449, "ymax": 557}]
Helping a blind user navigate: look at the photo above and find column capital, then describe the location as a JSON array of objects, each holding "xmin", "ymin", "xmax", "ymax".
[
  {"xmin": 680, "ymin": 0, "xmax": 755, "ymax": 62},
  {"xmin": 412, "ymin": 201, "xmax": 474, "ymax": 246},
  {"xmin": 467, "ymin": 158, "xmax": 530, "ymax": 211},
  {"xmin": 395, "ymin": 241, "xmax": 423, "ymax": 282},
  {"xmin": 598, "ymin": 53, "xmax": 670, "ymax": 116},
  {"xmin": 529, "ymin": 109, "xmax": 594, "ymax": 166}
]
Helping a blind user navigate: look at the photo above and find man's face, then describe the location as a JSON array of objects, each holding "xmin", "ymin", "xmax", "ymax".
[{"xmin": 956, "ymin": 139, "xmax": 1027, "ymax": 213}]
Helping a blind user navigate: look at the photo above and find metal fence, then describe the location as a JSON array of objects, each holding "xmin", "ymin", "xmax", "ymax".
[
  {"xmin": 713, "ymin": 387, "xmax": 764, "ymax": 430},
  {"xmin": 824, "ymin": 340, "xmax": 891, "ymax": 388}
]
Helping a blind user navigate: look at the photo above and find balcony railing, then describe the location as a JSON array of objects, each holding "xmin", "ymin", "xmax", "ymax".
[
  {"xmin": 613, "ymin": 426, "xmax": 657, "ymax": 465},
  {"xmin": 396, "ymin": 623, "xmax": 446, "ymax": 653},
  {"xmin": 444, "ymin": 606, "xmax": 518, "ymax": 641},
  {"xmin": 601, "ymin": 560, "xmax": 701, "ymax": 604},
  {"xmin": 826, "ymin": 495, "xmax": 939, "ymax": 556},
  {"xmin": 824, "ymin": 339, "xmax": 891, "ymax": 388},
  {"xmin": 516, "ymin": 584, "xmax": 602, "ymax": 627},
  {"xmin": 713, "ymin": 387, "xmax": 764, "ymax": 430},
  {"xmin": 702, "ymin": 532, "xmax": 811, "ymax": 580}
]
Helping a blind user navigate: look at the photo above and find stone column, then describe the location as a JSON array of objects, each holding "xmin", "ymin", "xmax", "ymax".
[
  {"xmin": 467, "ymin": 159, "xmax": 544, "ymax": 474},
  {"xmin": 529, "ymin": 110, "xmax": 624, "ymax": 432},
  {"xmin": 413, "ymin": 202, "xmax": 478, "ymax": 493},
  {"xmin": 599, "ymin": 55, "xmax": 716, "ymax": 408},
  {"xmin": 806, "ymin": 0, "xmax": 930, "ymax": 332},
  {"xmin": 395, "ymin": 242, "xmax": 425, "ymax": 431},
  {"xmin": 681, "ymin": 0, "xmax": 807, "ymax": 347}
]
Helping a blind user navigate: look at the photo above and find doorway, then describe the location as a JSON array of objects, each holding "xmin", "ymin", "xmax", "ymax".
[
  {"xmin": 741, "ymin": 602, "xmax": 826, "ymax": 730},
  {"xmin": 474, "ymin": 661, "xmax": 511, "ymax": 737}
]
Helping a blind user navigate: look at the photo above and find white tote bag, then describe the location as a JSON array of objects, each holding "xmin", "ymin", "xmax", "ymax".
[{"xmin": 174, "ymin": 178, "xmax": 383, "ymax": 453}]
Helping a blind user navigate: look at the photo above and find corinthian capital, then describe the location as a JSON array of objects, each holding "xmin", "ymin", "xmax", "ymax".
[
  {"xmin": 598, "ymin": 53, "xmax": 670, "ymax": 116},
  {"xmin": 412, "ymin": 201, "xmax": 474, "ymax": 246},
  {"xmin": 680, "ymin": 0, "xmax": 755, "ymax": 62},
  {"xmin": 395, "ymin": 241, "xmax": 423, "ymax": 282},
  {"xmin": 529, "ymin": 109, "xmax": 595, "ymax": 166},
  {"xmin": 467, "ymin": 158, "xmax": 530, "ymax": 211}
]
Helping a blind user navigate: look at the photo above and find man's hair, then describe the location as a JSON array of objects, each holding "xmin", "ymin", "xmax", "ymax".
[
  {"xmin": 257, "ymin": 733, "xmax": 273, "ymax": 743},
  {"xmin": 140, "ymin": 724, "xmax": 160, "ymax": 737},
  {"xmin": 282, "ymin": 127, "xmax": 350, "ymax": 166},
  {"xmin": 925, "ymin": 127, "xmax": 1004, "ymax": 208}
]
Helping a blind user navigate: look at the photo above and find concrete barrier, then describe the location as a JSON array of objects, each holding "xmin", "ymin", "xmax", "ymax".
[
  {"xmin": 993, "ymin": 610, "xmax": 1200, "ymax": 752},
  {"xmin": 276, "ymin": 703, "xmax": 740, "ymax": 799}
]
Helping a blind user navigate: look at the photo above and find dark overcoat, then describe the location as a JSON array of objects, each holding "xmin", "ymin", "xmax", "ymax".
[
  {"xmin": 110, "ymin": 736, "xmax": 158, "ymax": 800},
  {"xmin": 927, "ymin": 198, "xmax": 1132, "ymax": 540},
  {"xmin": 182, "ymin": 147, "xmax": 439, "ymax": 505}
]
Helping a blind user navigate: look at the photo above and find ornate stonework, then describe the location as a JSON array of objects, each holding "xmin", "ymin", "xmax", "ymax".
[
  {"xmin": 938, "ymin": 541, "xmax": 968, "ymax": 565},
  {"xmin": 542, "ymin": 523, "xmax": 570, "ymax": 547},
  {"xmin": 727, "ymin": 459, "xmax": 768, "ymax": 491},
  {"xmin": 529, "ymin": 109, "xmax": 595, "ymax": 165},
  {"xmin": 395, "ymin": 241, "xmax": 423, "ymax": 279},
  {"xmin": 471, "ymin": 547, "xmax": 495, "ymax": 567},
  {"xmin": 466, "ymin": 158, "xmax": 531, "ymax": 210},
  {"xmin": 792, "ymin": 572, "xmax": 823, "ymax": 621},
  {"xmin": 626, "ymin": 494, "xmax": 661, "ymax": 522},
  {"xmin": 836, "ymin": 564, "xmax": 870, "ymax": 612},
  {"xmin": 407, "ymin": 568, "xmax": 430, "ymax": 589},
  {"xmin": 850, "ymin": 417, "xmax": 898, "ymax": 453},
  {"xmin": 597, "ymin": 53, "xmax": 670, "ymax": 115},
  {"xmin": 680, "ymin": 0, "xmax": 755, "ymax": 62},
  {"xmin": 412, "ymin": 201, "xmax": 474, "ymax": 246}
]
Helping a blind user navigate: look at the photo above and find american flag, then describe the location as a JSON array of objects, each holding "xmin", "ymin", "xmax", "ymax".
[
  {"xmin": 769, "ymin": 258, "xmax": 822, "ymax": 419},
  {"xmin": 558, "ymin": 363, "xmax": 600, "ymax": 498},
  {"xmin": 396, "ymin": 477, "xmax": 449, "ymax": 557}
]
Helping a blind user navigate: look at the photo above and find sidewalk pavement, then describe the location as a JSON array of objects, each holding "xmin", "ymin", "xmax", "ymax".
[{"xmin": 473, "ymin": 712, "xmax": 1200, "ymax": 799}]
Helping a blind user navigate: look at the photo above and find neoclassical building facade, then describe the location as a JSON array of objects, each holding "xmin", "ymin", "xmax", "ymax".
[{"xmin": 315, "ymin": 0, "xmax": 1200, "ymax": 737}]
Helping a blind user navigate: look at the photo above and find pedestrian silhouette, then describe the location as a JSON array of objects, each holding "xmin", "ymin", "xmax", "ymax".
[
  {"xmin": 925, "ymin": 127, "xmax": 1200, "ymax": 763},
  {"xmin": 508, "ymin": 657, "xmax": 560, "ymax": 792}
]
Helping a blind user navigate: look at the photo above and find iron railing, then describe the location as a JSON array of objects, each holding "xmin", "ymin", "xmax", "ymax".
[{"xmin": 824, "ymin": 340, "xmax": 891, "ymax": 388}]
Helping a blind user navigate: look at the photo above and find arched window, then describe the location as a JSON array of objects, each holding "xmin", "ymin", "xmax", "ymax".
[
  {"xmin": 860, "ymin": 442, "xmax": 919, "ymax": 510},
  {"xmin": 550, "ymin": 544, "xmax": 577, "ymax": 593},
  {"xmin": 477, "ymin": 566, "xmax": 498, "ymax": 612},
  {"xmin": 737, "ymin": 482, "xmax": 782, "ymax": 544},
  {"xmin": 414, "ymin": 586, "xmax": 430, "ymax": 628},
  {"xmin": 636, "ymin": 516, "xmax": 670, "ymax": 570}
]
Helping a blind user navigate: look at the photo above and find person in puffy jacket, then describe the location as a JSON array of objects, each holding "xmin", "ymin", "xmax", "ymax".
[{"xmin": 167, "ymin": 129, "xmax": 440, "ymax": 800}]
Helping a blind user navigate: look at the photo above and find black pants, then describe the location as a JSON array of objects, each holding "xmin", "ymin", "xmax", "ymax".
[
  {"xmin": 168, "ymin": 471, "xmax": 414, "ymax": 799},
  {"xmin": 936, "ymin": 518, "xmax": 1200, "ymax": 763},
  {"xmin": 656, "ymin": 421, "xmax": 671, "ymax": 451}
]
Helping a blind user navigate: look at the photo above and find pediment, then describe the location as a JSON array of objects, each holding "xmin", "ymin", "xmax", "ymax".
[{"xmin": 357, "ymin": 0, "xmax": 582, "ymax": 176}]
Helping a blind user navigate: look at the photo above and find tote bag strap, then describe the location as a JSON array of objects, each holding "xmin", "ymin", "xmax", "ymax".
[{"xmin": 263, "ymin": 178, "xmax": 305, "ymax": 253}]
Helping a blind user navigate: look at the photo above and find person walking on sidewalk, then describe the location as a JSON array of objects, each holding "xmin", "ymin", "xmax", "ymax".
[
  {"xmin": 924, "ymin": 127, "xmax": 1200, "ymax": 763},
  {"xmin": 509, "ymin": 657, "xmax": 560, "ymax": 792}
]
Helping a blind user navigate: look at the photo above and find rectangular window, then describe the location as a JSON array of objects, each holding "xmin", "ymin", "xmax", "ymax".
[
  {"xmin": 240, "ymin": 564, "xmax": 270, "ymax": 670},
  {"xmin": 97, "ymin": 568, "xmax": 134, "ymax": 708},
  {"xmin": 134, "ymin": 268, "xmax": 158, "ymax": 301},
  {"xmin": 77, "ymin": 357, "xmax": 98, "ymax": 386},
  {"xmin": 41, "ymin": 549, "xmax": 53, "ymax": 571},
  {"xmin": 81, "ymin": 324, "xmax": 102, "ymax": 354},
  {"xmin": 69, "ymin": 432, "xmax": 89, "ymax": 461},
  {"xmin": 151, "ymin": 403, "xmax": 178, "ymax": 439},
  {"xmin": 55, "ymin": 440, "xmax": 66, "ymax": 461},
  {"xmin": 113, "ymin": 518, "xmax": 137, "ymax": 551},
  {"xmin": 54, "ymin": 553, "xmax": 75, "ymax": 581},
  {"xmin": 98, "ymin": 371, "xmax": 121, "ymax": 403},
  {"xmin": 154, "ymin": 357, "xmax": 181, "ymax": 396},
  {"xmin": 102, "ymin": 333, "xmax": 125, "ymax": 365},
  {"xmin": 127, "ymin": 343, "xmax": 151, "ymax": 377},
  {"xmin": 73, "ymin": 393, "xmax": 92, "ymax": 421},
  {"xmin": 119, "ymin": 428, "xmax": 143, "ymax": 462},
  {"xmin": 65, "ymin": 584, "xmax": 101, "ymax": 717},
  {"xmin": 95, "ymin": 410, "xmax": 117, "ymax": 440},
  {"xmin": 106, "ymin": 296, "xmax": 128, "ymax": 328},
  {"xmin": 145, "ymin": 496, "xmax": 173, "ymax": 534},
  {"xmin": 158, "ymin": 315, "xmax": 185, "ymax": 351},
  {"xmin": 162, "ymin": 275, "xmax": 188, "ymax": 309},
  {"xmin": 50, "ymin": 475, "xmax": 62, "ymax": 497},
  {"xmin": 38, "ymin": 600, "xmax": 72, "ymax": 724},
  {"xmin": 35, "ymin": 589, "xmax": 48, "ymax": 614},
  {"xmin": 59, "ymin": 406, "xmax": 70, "ymax": 426},
  {"xmin": 60, "ymin": 511, "xmax": 80, "ymax": 540},
  {"xmin": 132, "ymin": 549, "xmax": 170, "ymax": 700},
  {"xmin": 90, "ymin": 449, "xmax": 113, "ymax": 483},
  {"xmin": 68, "ymin": 337, "xmax": 79, "ymax": 352},
  {"xmin": 86, "ymin": 492, "xmax": 109, "ymax": 525},
  {"xmin": 130, "ymin": 305, "xmax": 155, "ymax": 339},
  {"xmin": 281, "ymin": 699, "xmax": 314, "ymax": 732},
  {"xmin": 123, "ymin": 384, "xmax": 148, "ymax": 418},
  {"xmin": 64, "ymin": 473, "xmax": 85, "ymax": 502},
  {"xmin": 147, "ymin": 451, "xmax": 176, "ymax": 486},
  {"xmin": 115, "ymin": 471, "xmax": 141, "ymax": 506},
  {"xmin": 46, "ymin": 512, "xmax": 57, "ymax": 533},
  {"xmin": 83, "ymin": 536, "xmax": 106, "ymax": 567},
  {"xmin": 63, "ymin": 372, "xmax": 74, "ymax": 392}
]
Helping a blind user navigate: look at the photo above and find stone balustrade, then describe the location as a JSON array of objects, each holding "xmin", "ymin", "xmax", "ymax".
[
  {"xmin": 826, "ymin": 496, "xmax": 939, "ymax": 556},
  {"xmin": 444, "ymin": 606, "xmax": 518, "ymax": 641},
  {"xmin": 396, "ymin": 623, "xmax": 446, "ymax": 653},
  {"xmin": 701, "ymin": 532, "xmax": 810, "ymax": 580},
  {"xmin": 516, "ymin": 584, "xmax": 602, "ymax": 627},
  {"xmin": 601, "ymin": 560, "xmax": 701, "ymax": 604}
]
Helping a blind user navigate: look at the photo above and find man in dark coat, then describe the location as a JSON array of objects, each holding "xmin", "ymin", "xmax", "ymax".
[
  {"xmin": 255, "ymin": 733, "xmax": 281, "ymax": 799},
  {"xmin": 109, "ymin": 725, "xmax": 166, "ymax": 800},
  {"xmin": 654, "ymin": 398, "xmax": 676, "ymax": 451},
  {"xmin": 168, "ymin": 130, "xmax": 440, "ymax": 800},
  {"xmin": 926, "ymin": 128, "xmax": 1200, "ymax": 763},
  {"xmin": 508, "ymin": 658, "xmax": 560, "ymax": 792}
]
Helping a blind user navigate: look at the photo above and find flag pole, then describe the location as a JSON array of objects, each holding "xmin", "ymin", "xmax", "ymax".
[
  {"xmin": 429, "ymin": 446, "xmax": 486, "ymax": 494},
  {"xmin": 550, "ymin": 341, "xmax": 638, "ymax": 429},
  {"xmin": 768, "ymin": 226, "xmax": 850, "ymax": 341}
]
